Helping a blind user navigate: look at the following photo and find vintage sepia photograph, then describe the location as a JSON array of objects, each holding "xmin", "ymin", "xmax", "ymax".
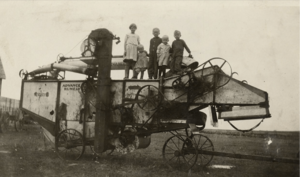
[{"xmin": 0, "ymin": 1, "xmax": 299, "ymax": 176}]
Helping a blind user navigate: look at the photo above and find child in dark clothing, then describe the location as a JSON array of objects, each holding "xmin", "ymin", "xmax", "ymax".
[
  {"xmin": 148, "ymin": 28, "xmax": 162, "ymax": 79},
  {"xmin": 170, "ymin": 30, "xmax": 192, "ymax": 75}
]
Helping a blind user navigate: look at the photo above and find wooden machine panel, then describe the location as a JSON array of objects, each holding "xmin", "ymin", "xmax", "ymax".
[{"xmin": 22, "ymin": 82, "xmax": 58, "ymax": 122}]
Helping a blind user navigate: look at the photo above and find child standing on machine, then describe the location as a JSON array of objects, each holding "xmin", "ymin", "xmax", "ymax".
[
  {"xmin": 170, "ymin": 30, "xmax": 192, "ymax": 75},
  {"xmin": 156, "ymin": 35, "xmax": 171, "ymax": 78},
  {"xmin": 133, "ymin": 44, "xmax": 149, "ymax": 79},
  {"xmin": 123, "ymin": 23, "xmax": 140, "ymax": 79},
  {"xmin": 148, "ymin": 28, "xmax": 162, "ymax": 79}
]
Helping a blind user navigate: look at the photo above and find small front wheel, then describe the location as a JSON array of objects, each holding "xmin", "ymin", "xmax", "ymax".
[
  {"xmin": 162, "ymin": 134, "xmax": 198, "ymax": 170},
  {"xmin": 55, "ymin": 129, "xmax": 85, "ymax": 160}
]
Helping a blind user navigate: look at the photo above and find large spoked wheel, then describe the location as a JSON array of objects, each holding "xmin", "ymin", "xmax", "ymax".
[
  {"xmin": 136, "ymin": 85, "xmax": 162, "ymax": 111},
  {"xmin": 55, "ymin": 129, "xmax": 85, "ymax": 160},
  {"xmin": 162, "ymin": 135, "xmax": 198, "ymax": 170},
  {"xmin": 191, "ymin": 134, "xmax": 214, "ymax": 166},
  {"xmin": 200, "ymin": 57, "xmax": 234, "ymax": 89}
]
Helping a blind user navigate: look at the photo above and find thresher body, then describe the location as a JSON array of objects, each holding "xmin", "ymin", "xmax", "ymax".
[{"xmin": 20, "ymin": 63, "xmax": 271, "ymax": 144}]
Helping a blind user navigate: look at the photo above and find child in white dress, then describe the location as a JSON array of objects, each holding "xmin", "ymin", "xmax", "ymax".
[
  {"xmin": 124, "ymin": 23, "xmax": 140, "ymax": 79},
  {"xmin": 133, "ymin": 44, "xmax": 149, "ymax": 79},
  {"xmin": 157, "ymin": 35, "xmax": 171, "ymax": 78}
]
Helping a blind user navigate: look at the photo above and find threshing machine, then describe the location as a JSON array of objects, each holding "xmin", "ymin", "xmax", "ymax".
[{"xmin": 18, "ymin": 28, "xmax": 273, "ymax": 169}]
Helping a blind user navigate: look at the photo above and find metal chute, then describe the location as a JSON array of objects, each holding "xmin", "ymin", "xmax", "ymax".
[{"xmin": 163, "ymin": 58, "xmax": 271, "ymax": 122}]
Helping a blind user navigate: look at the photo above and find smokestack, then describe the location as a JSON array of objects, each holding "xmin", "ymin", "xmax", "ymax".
[{"xmin": 88, "ymin": 29, "xmax": 114, "ymax": 153}]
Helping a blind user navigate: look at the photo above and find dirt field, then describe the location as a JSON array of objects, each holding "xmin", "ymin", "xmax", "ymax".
[{"xmin": 0, "ymin": 124, "xmax": 299, "ymax": 177}]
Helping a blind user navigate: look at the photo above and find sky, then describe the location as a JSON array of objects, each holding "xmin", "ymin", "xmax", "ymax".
[{"xmin": 0, "ymin": 1, "xmax": 298, "ymax": 131}]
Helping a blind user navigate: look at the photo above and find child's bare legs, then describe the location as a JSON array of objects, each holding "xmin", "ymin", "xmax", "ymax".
[
  {"xmin": 132, "ymin": 70, "xmax": 138, "ymax": 79},
  {"xmin": 124, "ymin": 62, "xmax": 130, "ymax": 79},
  {"xmin": 124, "ymin": 61, "xmax": 136, "ymax": 79},
  {"xmin": 132, "ymin": 68, "xmax": 139, "ymax": 79},
  {"xmin": 140, "ymin": 71, "xmax": 144, "ymax": 79}
]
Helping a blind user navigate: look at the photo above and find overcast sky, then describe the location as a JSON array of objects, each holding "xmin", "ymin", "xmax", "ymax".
[{"xmin": 0, "ymin": 1, "xmax": 298, "ymax": 131}]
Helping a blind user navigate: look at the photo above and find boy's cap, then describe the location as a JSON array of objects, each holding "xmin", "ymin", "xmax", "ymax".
[
  {"xmin": 137, "ymin": 44, "xmax": 144, "ymax": 50},
  {"xmin": 174, "ymin": 30, "xmax": 181, "ymax": 35},
  {"xmin": 129, "ymin": 23, "xmax": 137, "ymax": 29},
  {"xmin": 162, "ymin": 35, "xmax": 169, "ymax": 42},
  {"xmin": 153, "ymin": 28, "xmax": 160, "ymax": 32}
]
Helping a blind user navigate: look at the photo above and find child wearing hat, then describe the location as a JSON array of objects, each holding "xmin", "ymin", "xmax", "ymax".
[
  {"xmin": 123, "ymin": 23, "xmax": 140, "ymax": 79},
  {"xmin": 148, "ymin": 28, "xmax": 162, "ymax": 79},
  {"xmin": 156, "ymin": 35, "xmax": 171, "ymax": 78},
  {"xmin": 133, "ymin": 44, "xmax": 149, "ymax": 79},
  {"xmin": 170, "ymin": 30, "xmax": 193, "ymax": 75}
]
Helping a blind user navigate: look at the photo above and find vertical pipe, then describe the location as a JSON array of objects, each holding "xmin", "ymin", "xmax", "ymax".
[
  {"xmin": 0, "ymin": 79, "xmax": 2, "ymax": 97},
  {"xmin": 90, "ymin": 29, "xmax": 114, "ymax": 153}
]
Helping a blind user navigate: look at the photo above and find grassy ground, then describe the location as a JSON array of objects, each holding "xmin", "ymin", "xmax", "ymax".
[{"xmin": 0, "ymin": 124, "xmax": 299, "ymax": 177}]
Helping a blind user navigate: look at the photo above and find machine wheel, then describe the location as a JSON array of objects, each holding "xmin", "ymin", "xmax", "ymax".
[
  {"xmin": 162, "ymin": 135, "xmax": 198, "ymax": 169},
  {"xmin": 19, "ymin": 69, "xmax": 28, "ymax": 79},
  {"xmin": 200, "ymin": 57, "xmax": 234, "ymax": 89},
  {"xmin": 55, "ymin": 129, "xmax": 85, "ymax": 160},
  {"xmin": 191, "ymin": 134, "xmax": 214, "ymax": 166},
  {"xmin": 136, "ymin": 85, "xmax": 162, "ymax": 111}
]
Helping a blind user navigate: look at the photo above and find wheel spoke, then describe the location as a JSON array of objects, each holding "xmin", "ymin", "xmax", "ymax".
[
  {"xmin": 208, "ymin": 61, "xmax": 214, "ymax": 68},
  {"xmin": 219, "ymin": 60, "xmax": 227, "ymax": 69},
  {"xmin": 164, "ymin": 152, "xmax": 176, "ymax": 155},
  {"xmin": 166, "ymin": 145, "xmax": 176, "ymax": 151},
  {"xmin": 201, "ymin": 154, "xmax": 208, "ymax": 159},
  {"xmin": 138, "ymin": 94, "xmax": 146, "ymax": 98},
  {"xmin": 202, "ymin": 145, "xmax": 213, "ymax": 150},
  {"xmin": 169, "ymin": 155, "xmax": 177, "ymax": 161},
  {"xmin": 200, "ymin": 139, "xmax": 208, "ymax": 149},
  {"xmin": 148, "ymin": 99, "xmax": 156, "ymax": 109},
  {"xmin": 141, "ymin": 100, "xmax": 148, "ymax": 108},
  {"xmin": 197, "ymin": 135, "xmax": 201, "ymax": 147},
  {"xmin": 170, "ymin": 138, "xmax": 180, "ymax": 150},
  {"xmin": 187, "ymin": 154, "xmax": 196, "ymax": 163}
]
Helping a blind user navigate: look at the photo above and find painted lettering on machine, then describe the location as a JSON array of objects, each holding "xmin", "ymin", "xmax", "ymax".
[{"xmin": 62, "ymin": 83, "xmax": 81, "ymax": 91}]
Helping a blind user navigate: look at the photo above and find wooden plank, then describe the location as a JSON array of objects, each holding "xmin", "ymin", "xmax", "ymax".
[{"xmin": 200, "ymin": 150, "xmax": 299, "ymax": 164}]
